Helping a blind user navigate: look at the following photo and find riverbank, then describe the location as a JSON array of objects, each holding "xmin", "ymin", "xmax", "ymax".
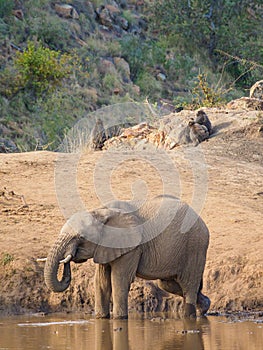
[{"xmin": 0, "ymin": 106, "xmax": 262, "ymax": 315}]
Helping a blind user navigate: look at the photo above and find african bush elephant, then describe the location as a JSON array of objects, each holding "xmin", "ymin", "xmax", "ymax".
[{"xmin": 44, "ymin": 195, "xmax": 210, "ymax": 319}]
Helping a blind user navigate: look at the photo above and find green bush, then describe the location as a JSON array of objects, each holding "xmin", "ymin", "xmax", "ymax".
[
  {"xmin": 191, "ymin": 73, "xmax": 224, "ymax": 108},
  {"xmin": 149, "ymin": 0, "xmax": 263, "ymax": 89},
  {"xmin": 14, "ymin": 41, "xmax": 74, "ymax": 94},
  {"xmin": 1, "ymin": 252, "xmax": 14, "ymax": 266},
  {"xmin": 120, "ymin": 36, "xmax": 166, "ymax": 80},
  {"xmin": 135, "ymin": 71, "xmax": 162, "ymax": 100},
  {"xmin": 30, "ymin": 14, "xmax": 71, "ymax": 51}
]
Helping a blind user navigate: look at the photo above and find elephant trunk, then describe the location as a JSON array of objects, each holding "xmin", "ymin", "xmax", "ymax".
[{"xmin": 44, "ymin": 231, "xmax": 78, "ymax": 292}]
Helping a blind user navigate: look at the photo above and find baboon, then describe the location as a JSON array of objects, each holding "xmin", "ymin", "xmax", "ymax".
[
  {"xmin": 178, "ymin": 119, "xmax": 209, "ymax": 146},
  {"xmin": 89, "ymin": 118, "xmax": 106, "ymax": 150},
  {"xmin": 195, "ymin": 110, "xmax": 212, "ymax": 135},
  {"xmin": 188, "ymin": 120, "xmax": 209, "ymax": 146},
  {"xmin": 177, "ymin": 122, "xmax": 192, "ymax": 145}
]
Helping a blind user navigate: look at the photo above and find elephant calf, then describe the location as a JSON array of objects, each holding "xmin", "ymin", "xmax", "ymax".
[{"xmin": 43, "ymin": 195, "xmax": 210, "ymax": 319}]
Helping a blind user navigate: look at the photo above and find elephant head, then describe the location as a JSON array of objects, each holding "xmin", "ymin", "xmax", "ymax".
[{"xmin": 44, "ymin": 208, "xmax": 142, "ymax": 293}]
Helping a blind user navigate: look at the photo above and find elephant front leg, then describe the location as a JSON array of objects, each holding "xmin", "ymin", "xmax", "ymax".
[
  {"xmin": 95, "ymin": 264, "xmax": 112, "ymax": 318},
  {"xmin": 111, "ymin": 271, "xmax": 130, "ymax": 319},
  {"xmin": 110, "ymin": 251, "xmax": 139, "ymax": 319}
]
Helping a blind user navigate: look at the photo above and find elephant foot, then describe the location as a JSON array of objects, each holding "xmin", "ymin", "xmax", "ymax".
[
  {"xmin": 184, "ymin": 303, "xmax": 197, "ymax": 318},
  {"xmin": 95, "ymin": 312, "xmax": 110, "ymax": 319},
  {"xmin": 197, "ymin": 293, "xmax": 210, "ymax": 316},
  {"xmin": 113, "ymin": 314, "xmax": 128, "ymax": 320}
]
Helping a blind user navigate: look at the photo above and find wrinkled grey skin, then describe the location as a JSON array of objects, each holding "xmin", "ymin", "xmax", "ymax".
[{"xmin": 44, "ymin": 195, "xmax": 210, "ymax": 319}]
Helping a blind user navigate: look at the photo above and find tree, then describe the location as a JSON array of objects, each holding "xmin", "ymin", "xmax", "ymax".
[{"xmin": 149, "ymin": 0, "xmax": 263, "ymax": 83}]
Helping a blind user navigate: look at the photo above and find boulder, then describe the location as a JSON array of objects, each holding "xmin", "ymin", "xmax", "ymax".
[
  {"xmin": 96, "ymin": 6, "xmax": 114, "ymax": 28},
  {"xmin": 12, "ymin": 10, "xmax": 24, "ymax": 20},
  {"xmin": 227, "ymin": 97, "xmax": 263, "ymax": 110},
  {"xmin": 250, "ymin": 80, "xmax": 263, "ymax": 100},
  {"xmin": 98, "ymin": 58, "xmax": 118, "ymax": 76},
  {"xmin": 157, "ymin": 72, "xmax": 166, "ymax": 82},
  {"xmin": 113, "ymin": 57, "xmax": 131, "ymax": 83},
  {"xmin": 116, "ymin": 16, "xmax": 129, "ymax": 30},
  {"xmin": 0, "ymin": 138, "xmax": 18, "ymax": 153},
  {"xmin": 54, "ymin": 4, "xmax": 79, "ymax": 19}
]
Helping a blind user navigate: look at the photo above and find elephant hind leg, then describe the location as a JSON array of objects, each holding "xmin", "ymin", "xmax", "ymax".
[
  {"xmin": 158, "ymin": 280, "xmax": 196, "ymax": 318},
  {"xmin": 197, "ymin": 292, "xmax": 210, "ymax": 316},
  {"xmin": 157, "ymin": 279, "xmax": 183, "ymax": 297}
]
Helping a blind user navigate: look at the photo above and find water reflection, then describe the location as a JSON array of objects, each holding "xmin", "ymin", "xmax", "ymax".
[
  {"xmin": 94, "ymin": 318, "xmax": 207, "ymax": 350},
  {"xmin": 0, "ymin": 313, "xmax": 262, "ymax": 350}
]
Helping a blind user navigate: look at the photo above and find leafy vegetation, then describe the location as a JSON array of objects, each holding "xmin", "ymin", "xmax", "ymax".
[
  {"xmin": 0, "ymin": 0, "xmax": 262, "ymax": 151},
  {"xmin": 14, "ymin": 41, "xmax": 75, "ymax": 95},
  {"xmin": 149, "ymin": 0, "xmax": 263, "ymax": 88},
  {"xmin": 1, "ymin": 252, "xmax": 14, "ymax": 266}
]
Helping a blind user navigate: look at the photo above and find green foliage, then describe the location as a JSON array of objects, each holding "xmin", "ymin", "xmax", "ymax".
[
  {"xmin": 102, "ymin": 73, "xmax": 120, "ymax": 91},
  {"xmin": 29, "ymin": 13, "xmax": 72, "ymax": 51},
  {"xmin": 14, "ymin": 41, "xmax": 75, "ymax": 95},
  {"xmin": 120, "ymin": 36, "xmax": 166, "ymax": 80},
  {"xmin": 0, "ymin": 18, "xmax": 9, "ymax": 41},
  {"xmin": 0, "ymin": 0, "xmax": 14, "ymax": 18},
  {"xmin": 37, "ymin": 90, "xmax": 87, "ymax": 149},
  {"xmin": 0, "ymin": 0, "xmax": 262, "ymax": 152},
  {"xmin": 191, "ymin": 73, "xmax": 224, "ymax": 108},
  {"xmin": 1, "ymin": 252, "xmax": 14, "ymax": 266},
  {"xmin": 135, "ymin": 71, "xmax": 162, "ymax": 100},
  {"xmin": 149, "ymin": 0, "xmax": 263, "ymax": 87}
]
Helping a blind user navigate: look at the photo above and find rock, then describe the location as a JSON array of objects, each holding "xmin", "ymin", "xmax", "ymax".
[
  {"xmin": 157, "ymin": 72, "xmax": 166, "ymax": 82},
  {"xmin": 54, "ymin": 4, "xmax": 79, "ymax": 19},
  {"xmin": 105, "ymin": 4, "xmax": 121, "ymax": 15},
  {"xmin": 12, "ymin": 10, "xmax": 24, "ymax": 20},
  {"xmin": 96, "ymin": 6, "xmax": 114, "ymax": 28},
  {"xmin": 0, "ymin": 123, "xmax": 10, "ymax": 136},
  {"xmin": 96, "ymin": 4, "xmax": 129, "ymax": 32},
  {"xmin": 98, "ymin": 58, "xmax": 118, "ymax": 76},
  {"xmin": 227, "ymin": 97, "xmax": 263, "ymax": 110},
  {"xmin": 113, "ymin": 57, "xmax": 131, "ymax": 83},
  {"xmin": 116, "ymin": 16, "xmax": 129, "ymax": 30},
  {"xmin": 250, "ymin": 80, "xmax": 263, "ymax": 99},
  {"xmin": 0, "ymin": 138, "xmax": 18, "ymax": 153}
]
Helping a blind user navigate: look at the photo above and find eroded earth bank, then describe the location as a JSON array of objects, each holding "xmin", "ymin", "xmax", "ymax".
[{"xmin": 0, "ymin": 104, "xmax": 262, "ymax": 316}]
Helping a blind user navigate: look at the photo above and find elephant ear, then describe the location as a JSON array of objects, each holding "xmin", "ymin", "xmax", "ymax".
[{"xmin": 93, "ymin": 208, "xmax": 142, "ymax": 264}]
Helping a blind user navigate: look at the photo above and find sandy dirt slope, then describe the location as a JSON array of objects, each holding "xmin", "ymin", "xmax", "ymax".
[{"xmin": 0, "ymin": 106, "xmax": 262, "ymax": 315}]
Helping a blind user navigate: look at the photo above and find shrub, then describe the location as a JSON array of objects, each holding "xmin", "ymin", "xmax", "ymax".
[
  {"xmin": 1, "ymin": 252, "xmax": 14, "ymax": 266},
  {"xmin": 191, "ymin": 73, "xmax": 224, "ymax": 108},
  {"xmin": 0, "ymin": 0, "xmax": 14, "ymax": 18},
  {"xmin": 135, "ymin": 71, "xmax": 162, "ymax": 100},
  {"xmin": 30, "ymin": 14, "xmax": 71, "ymax": 51},
  {"xmin": 14, "ymin": 41, "xmax": 74, "ymax": 95}
]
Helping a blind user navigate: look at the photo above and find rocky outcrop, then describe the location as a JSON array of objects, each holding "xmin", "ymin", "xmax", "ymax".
[
  {"xmin": 0, "ymin": 138, "xmax": 18, "ymax": 153},
  {"xmin": 227, "ymin": 97, "xmax": 263, "ymax": 110},
  {"xmin": 54, "ymin": 4, "xmax": 79, "ymax": 19},
  {"xmin": 250, "ymin": 80, "xmax": 263, "ymax": 100},
  {"xmin": 98, "ymin": 57, "xmax": 132, "ymax": 88}
]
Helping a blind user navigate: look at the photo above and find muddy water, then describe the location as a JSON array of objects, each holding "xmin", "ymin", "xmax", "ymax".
[{"xmin": 0, "ymin": 313, "xmax": 262, "ymax": 350}]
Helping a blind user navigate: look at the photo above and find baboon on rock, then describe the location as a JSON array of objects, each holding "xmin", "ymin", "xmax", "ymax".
[
  {"xmin": 195, "ymin": 110, "xmax": 212, "ymax": 135},
  {"xmin": 178, "ymin": 119, "xmax": 209, "ymax": 146},
  {"xmin": 188, "ymin": 120, "xmax": 209, "ymax": 146}
]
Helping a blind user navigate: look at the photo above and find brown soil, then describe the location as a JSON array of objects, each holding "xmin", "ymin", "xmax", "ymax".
[{"xmin": 0, "ymin": 106, "xmax": 262, "ymax": 316}]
